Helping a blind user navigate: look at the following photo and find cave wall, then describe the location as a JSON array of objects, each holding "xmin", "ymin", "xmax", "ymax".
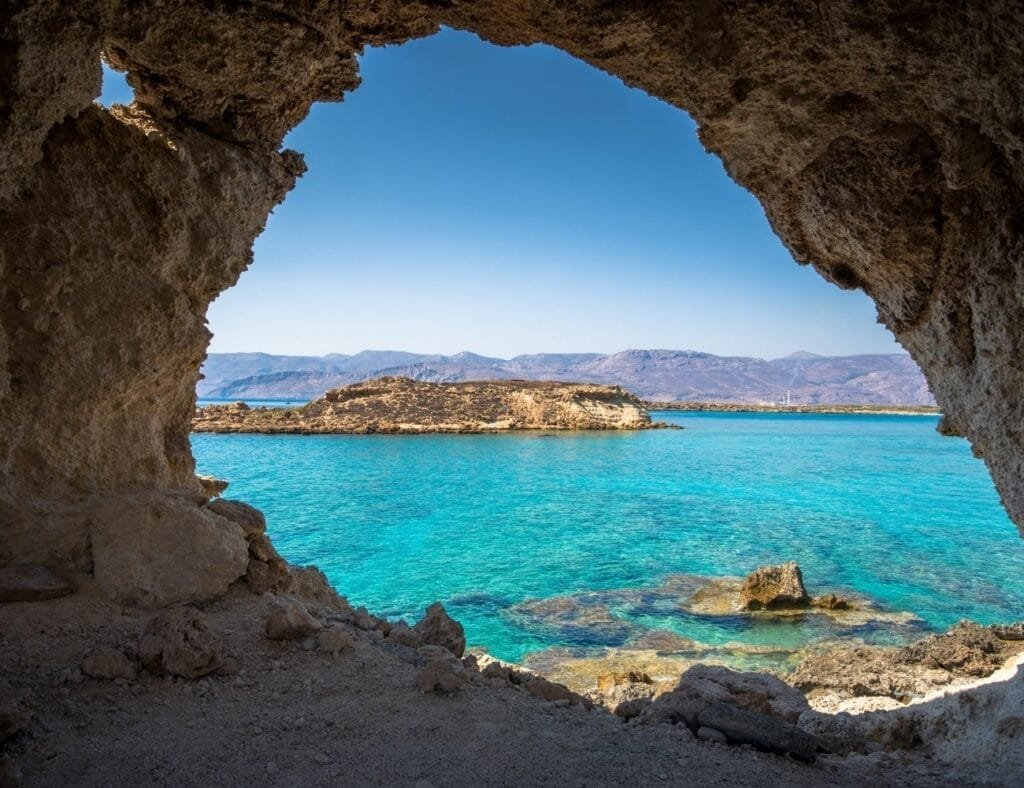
[{"xmin": 1, "ymin": 1, "xmax": 1022, "ymax": 593}]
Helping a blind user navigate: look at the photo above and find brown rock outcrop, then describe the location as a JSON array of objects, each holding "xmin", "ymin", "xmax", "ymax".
[
  {"xmin": 414, "ymin": 603, "xmax": 466, "ymax": 658},
  {"xmin": 193, "ymin": 377, "xmax": 656, "ymax": 434},
  {"xmin": 789, "ymin": 621, "xmax": 1024, "ymax": 704},
  {"xmin": 90, "ymin": 493, "xmax": 248, "ymax": 608},
  {"xmin": 138, "ymin": 606, "xmax": 225, "ymax": 679},
  {"xmin": 640, "ymin": 664, "xmax": 811, "ymax": 731},
  {"xmin": 265, "ymin": 597, "xmax": 322, "ymax": 641},
  {"xmin": 739, "ymin": 562, "xmax": 810, "ymax": 610}
]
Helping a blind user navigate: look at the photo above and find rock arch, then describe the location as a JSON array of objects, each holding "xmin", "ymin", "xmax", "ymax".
[{"xmin": 2, "ymin": 2, "xmax": 1022, "ymax": 598}]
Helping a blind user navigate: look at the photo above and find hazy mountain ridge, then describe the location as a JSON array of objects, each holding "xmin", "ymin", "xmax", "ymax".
[{"xmin": 199, "ymin": 349, "xmax": 934, "ymax": 405}]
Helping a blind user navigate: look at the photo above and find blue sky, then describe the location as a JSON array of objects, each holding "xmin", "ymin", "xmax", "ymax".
[{"xmin": 101, "ymin": 28, "xmax": 901, "ymax": 360}]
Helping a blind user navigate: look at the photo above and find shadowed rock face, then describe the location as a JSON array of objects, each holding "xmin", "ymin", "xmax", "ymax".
[{"xmin": 2, "ymin": 1, "xmax": 1024, "ymax": 576}]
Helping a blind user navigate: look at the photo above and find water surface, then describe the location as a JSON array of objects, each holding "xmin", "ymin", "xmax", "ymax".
[{"xmin": 192, "ymin": 411, "xmax": 1024, "ymax": 666}]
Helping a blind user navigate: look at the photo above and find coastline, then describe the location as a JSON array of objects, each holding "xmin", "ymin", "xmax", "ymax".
[{"xmin": 646, "ymin": 401, "xmax": 940, "ymax": 416}]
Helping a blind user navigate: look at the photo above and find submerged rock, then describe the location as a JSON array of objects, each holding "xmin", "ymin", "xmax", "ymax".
[
  {"xmin": 139, "ymin": 606, "xmax": 225, "ymax": 679},
  {"xmin": 739, "ymin": 562, "xmax": 810, "ymax": 610},
  {"xmin": 414, "ymin": 603, "xmax": 466, "ymax": 658},
  {"xmin": 0, "ymin": 564, "xmax": 75, "ymax": 603}
]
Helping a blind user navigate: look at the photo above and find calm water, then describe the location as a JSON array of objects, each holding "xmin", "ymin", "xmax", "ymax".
[{"xmin": 192, "ymin": 412, "xmax": 1024, "ymax": 665}]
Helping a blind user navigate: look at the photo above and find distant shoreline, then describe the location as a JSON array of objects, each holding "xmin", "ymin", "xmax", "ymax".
[{"xmin": 645, "ymin": 401, "xmax": 940, "ymax": 416}]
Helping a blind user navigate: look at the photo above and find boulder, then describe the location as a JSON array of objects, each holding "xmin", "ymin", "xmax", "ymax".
[
  {"xmin": 90, "ymin": 493, "xmax": 248, "ymax": 607},
  {"xmin": 317, "ymin": 625, "xmax": 354, "ymax": 656},
  {"xmin": 414, "ymin": 602, "xmax": 466, "ymax": 657},
  {"xmin": 640, "ymin": 664, "xmax": 810, "ymax": 730},
  {"xmin": 614, "ymin": 697, "xmax": 652, "ymax": 720},
  {"xmin": 138, "ymin": 606, "xmax": 225, "ymax": 679},
  {"xmin": 82, "ymin": 647, "xmax": 139, "ymax": 681},
  {"xmin": 206, "ymin": 499, "xmax": 266, "ymax": 537},
  {"xmin": 415, "ymin": 645, "xmax": 468, "ymax": 694},
  {"xmin": 597, "ymin": 670, "xmax": 655, "ymax": 707},
  {"xmin": 0, "ymin": 564, "xmax": 76, "ymax": 602},
  {"xmin": 197, "ymin": 475, "xmax": 228, "ymax": 499},
  {"xmin": 415, "ymin": 658, "xmax": 467, "ymax": 694},
  {"xmin": 697, "ymin": 703, "xmax": 819, "ymax": 762},
  {"xmin": 265, "ymin": 597, "xmax": 321, "ymax": 640},
  {"xmin": 282, "ymin": 566, "xmax": 348, "ymax": 611},
  {"xmin": 386, "ymin": 621, "xmax": 423, "ymax": 649},
  {"xmin": 739, "ymin": 562, "xmax": 810, "ymax": 610},
  {"xmin": 243, "ymin": 532, "xmax": 289, "ymax": 594}
]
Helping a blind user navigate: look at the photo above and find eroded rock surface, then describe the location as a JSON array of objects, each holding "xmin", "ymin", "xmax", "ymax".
[
  {"xmin": 193, "ymin": 377, "xmax": 657, "ymax": 433},
  {"xmin": 740, "ymin": 562, "xmax": 811, "ymax": 610},
  {"xmin": 90, "ymin": 493, "xmax": 248, "ymax": 608},
  {"xmin": 138, "ymin": 606, "xmax": 225, "ymax": 679}
]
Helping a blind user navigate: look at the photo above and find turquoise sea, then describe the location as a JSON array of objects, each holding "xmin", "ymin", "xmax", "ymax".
[{"xmin": 192, "ymin": 410, "xmax": 1024, "ymax": 668}]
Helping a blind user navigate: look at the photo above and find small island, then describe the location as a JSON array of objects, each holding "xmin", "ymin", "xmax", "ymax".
[{"xmin": 193, "ymin": 376, "xmax": 667, "ymax": 434}]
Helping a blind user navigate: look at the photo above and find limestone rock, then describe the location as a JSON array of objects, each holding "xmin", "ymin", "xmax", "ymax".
[
  {"xmin": 243, "ymin": 532, "xmax": 290, "ymax": 594},
  {"xmin": 525, "ymin": 677, "xmax": 590, "ymax": 708},
  {"xmin": 415, "ymin": 658, "xmax": 467, "ymax": 694},
  {"xmin": 697, "ymin": 703, "xmax": 819, "ymax": 763},
  {"xmin": 739, "ymin": 562, "xmax": 810, "ymax": 610},
  {"xmin": 614, "ymin": 697, "xmax": 652, "ymax": 721},
  {"xmin": 386, "ymin": 621, "xmax": 423, "ymax": 649},
  {"xmin": 265, "ymin": 597, "xmax": 322, "ymax": 640},
  {"xmin": 90, "ymin": 493, "xmax": 248, "ymax": 608},
  {"xmin": 138, "ymin": 606, "xmax": 225, "ymax": 679},
  {"xmin": 207, "ymin": 499, "xmax": 266, "ymax": 537},
  {"xmin": 596, "ymin": 670, "xmax": 655, "ymax": 708},
  {"xmin": 82, "ymin": 647, "xmax": 139, "ymax": 681},
  {"xmin": 282, "ymin": 566, "xmax": 347, "ymax": 611},
  {"xmin": 640, "ymin": 664, "xmax": 810, "ymax": 730},
  {"xmin": 811, "ymin": 594, "xmax": 852, "ymax": 611},
  {"xmin": 197, "ymin": 476, "xmax": 228, "ymax": 500},
  {"xmin": 317, "ymin": 625, "xmax": 354, "ymax": 656},
  {"xmin": 414, "ymin": 644, "xmax": 468, "ymax": 694},
  {"xmin": 789, "ymin": 621, "xmax": 1021, "ymax": 704},
  {"xmin": 0, "ymin": 565, "xmax": 75, "ymax": 602},
  {"xmin": 193, "ymin": 377, "xmax": 656, "ymax": 434},
  {"xmin": 414, "ymin": 603, "xmax": 466, "ymax": 658}
]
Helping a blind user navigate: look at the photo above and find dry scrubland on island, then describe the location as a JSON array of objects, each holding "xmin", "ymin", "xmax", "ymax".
[{"xmin": 193, "ymin": 376, "xmax": 665, "ymax": 434}]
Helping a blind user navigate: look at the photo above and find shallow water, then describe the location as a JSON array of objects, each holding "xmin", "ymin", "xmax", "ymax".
[{"xmin": 192, "ymin": 411, "xmax": 1024, "ymax": 666}]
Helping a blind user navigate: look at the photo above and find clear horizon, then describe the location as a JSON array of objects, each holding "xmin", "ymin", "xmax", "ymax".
[
  {"xmin": 203, "ymin": 347, "xmax": 911, "ymax": 361},
  {"xmin": 101, "ymin": 28, "xmax": 904, "ymax": 359}
]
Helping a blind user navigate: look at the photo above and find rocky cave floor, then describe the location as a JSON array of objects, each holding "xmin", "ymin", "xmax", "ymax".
[{"xmin": 2, "ymin": 570, "xmax": 1023, "ymax": 787}]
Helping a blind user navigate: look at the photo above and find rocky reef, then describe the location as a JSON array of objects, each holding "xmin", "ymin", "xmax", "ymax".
[{"xmin": 193, "ymin": 376, "xmax": 661, "ymax": 434}]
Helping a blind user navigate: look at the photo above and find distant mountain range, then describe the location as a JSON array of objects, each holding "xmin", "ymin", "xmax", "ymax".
[{"xmin": 197, "ymin": 349, "xmax": 934, "ymax": 405}]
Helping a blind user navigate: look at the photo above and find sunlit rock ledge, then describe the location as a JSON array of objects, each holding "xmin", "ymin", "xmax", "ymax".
[{"xmin": 193, "ymin": 376, "xmax": 672, "ymax": 434}]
